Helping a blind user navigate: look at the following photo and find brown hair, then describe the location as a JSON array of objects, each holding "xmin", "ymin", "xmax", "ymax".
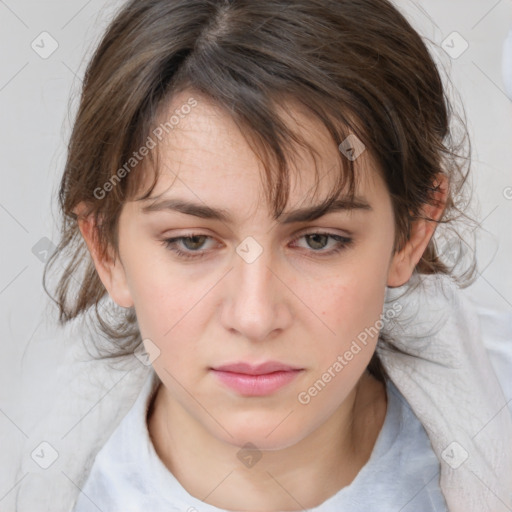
[{"xmin": 44, "ymin": 0, "xmax": 478, "ymax": 380}]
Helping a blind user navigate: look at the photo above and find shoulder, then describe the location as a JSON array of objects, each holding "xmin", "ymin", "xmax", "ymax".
[
  {"xmin": 72, "ymin": 369, "xmax": 161, "ymax": 511},
  {"xmin": 467, "ymin": 297, "xmax": 512, "ymax": 411}
]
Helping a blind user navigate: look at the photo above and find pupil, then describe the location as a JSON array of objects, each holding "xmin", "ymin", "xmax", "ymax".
[
  {"xmin": 184, "ymin": 236, "xmax": 206, "ymax": 250},
  {"xmin": 307, "ymin": 234, "xmax": 328, "ymax": 250}
]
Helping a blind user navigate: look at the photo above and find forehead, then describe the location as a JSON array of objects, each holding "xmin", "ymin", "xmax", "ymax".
[{"xmin": 131, "ymin": 90, "xmax": 385, "ymax": 215}]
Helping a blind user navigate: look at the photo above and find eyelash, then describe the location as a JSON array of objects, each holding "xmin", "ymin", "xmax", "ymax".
[{"xmin": 160, "ymin": 231, "xmax": 354, "ymax": 261}]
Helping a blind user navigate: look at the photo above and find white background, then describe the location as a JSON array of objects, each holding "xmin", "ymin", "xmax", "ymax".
[{"xmin": 0, "ymin": 0, "xmax": 511, "ymax": 508}]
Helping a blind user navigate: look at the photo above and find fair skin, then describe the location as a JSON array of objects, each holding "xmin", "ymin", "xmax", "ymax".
[{"xmin": 76, "ymin": 90, "xmax": 447, "ymax": 511}]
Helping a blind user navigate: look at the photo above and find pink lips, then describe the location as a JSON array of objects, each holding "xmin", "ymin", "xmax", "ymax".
[{"xmin": 210, "ymin": 362, "xmax": 303, "ymax": 396}]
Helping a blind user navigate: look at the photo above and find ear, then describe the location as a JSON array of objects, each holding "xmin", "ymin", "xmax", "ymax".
[
  {"xmin": 387, "ymin": 174, "xmax": 449, "ymax": 288},
  {"xmin": 74, "ymin": 201, "xmax": 134, "ymax": 308}
]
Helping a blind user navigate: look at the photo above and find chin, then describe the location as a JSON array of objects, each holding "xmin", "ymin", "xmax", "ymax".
[{"xmin": 212, "ymin": 416, "xmax": 313, "ymax": 452}]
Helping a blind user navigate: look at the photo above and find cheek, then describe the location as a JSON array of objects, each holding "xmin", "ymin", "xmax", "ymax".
[
  {"xmin": 306, "ymin": 257, "xmax": 389, "ymax": 379},
  {"xmin": 133, "ymin": 280, "xmax": 208, "ymax": 380},
  {"xmin": 295, "ymin": 269, "xmax": 387, "ymax": 414},
  {"xmin": 318, "ymin": 263, "xmax": 387, "ymax": 335},
  {"xmin": 134, "ymin": 279, "xmax": 204, "ymax": 345},
  {"xmin": 122, "ymin": 243, "xmax": 205, "ymax": 343}
]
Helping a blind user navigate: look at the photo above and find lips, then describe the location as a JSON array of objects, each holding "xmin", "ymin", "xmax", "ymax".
[
  {"xmin": 212, "ymin": 361, "xmax": 302, "ymax": 375},
  {"xmin": 210, "ymin": 361, "xmax": 304, "ymax": 396}
]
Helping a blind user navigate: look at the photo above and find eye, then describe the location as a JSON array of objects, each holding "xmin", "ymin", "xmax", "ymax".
[
  {"xmin": 290, "ymin": 231, "xmax": 353, "ymax": 256},
  {"xmin": 161, "ymin": 231, "xmax": 353, "ymax": 261},
  {"xmin": 161, "ymin": 234, "xmax": 214, "ymax": 260}
]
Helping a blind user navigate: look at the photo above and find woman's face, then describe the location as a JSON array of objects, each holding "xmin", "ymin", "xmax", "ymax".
[{"xmin": 98, "ymin": 91, "xmax": 405, "ymax": 450}]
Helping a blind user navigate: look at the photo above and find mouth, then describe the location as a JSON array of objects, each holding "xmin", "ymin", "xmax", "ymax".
[{"xmin": 210, "ymin": 361, "xmax": 304, "ymax": 396}]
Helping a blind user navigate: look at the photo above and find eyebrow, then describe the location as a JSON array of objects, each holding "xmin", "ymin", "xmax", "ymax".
[{"xmin": 140, "ymin": 196, "xmax": 372, "ymax": 223}]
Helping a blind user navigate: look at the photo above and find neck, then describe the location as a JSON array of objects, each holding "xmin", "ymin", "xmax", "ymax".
[{"xmin": 147, "ymin": 371, "xmax": 387, "ymax": 511}]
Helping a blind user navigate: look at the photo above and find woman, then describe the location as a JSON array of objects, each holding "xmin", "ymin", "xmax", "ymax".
[{"xmin": 35, "ymin": 0, "xmax": 512, "ymax": 510}]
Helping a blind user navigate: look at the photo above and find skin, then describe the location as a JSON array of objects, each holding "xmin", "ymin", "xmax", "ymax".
[{"xmin": 76, "ymin": 90, "xmax": 447, "ymax": 511}]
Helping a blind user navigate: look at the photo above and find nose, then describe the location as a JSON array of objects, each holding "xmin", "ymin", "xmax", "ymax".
[{"xmin": 220, "ymin": 242, "xmax": 293, "ymax": 342}]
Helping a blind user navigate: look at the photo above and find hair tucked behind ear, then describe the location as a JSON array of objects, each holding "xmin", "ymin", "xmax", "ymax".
[{"xmin": 43, "ymin": 0, "xmax": 479, "ymax": 377}]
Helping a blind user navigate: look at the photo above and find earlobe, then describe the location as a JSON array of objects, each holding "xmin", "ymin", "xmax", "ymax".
[
  {"xmin": 386, "ymin": 174, "xmax": 449, "ymax": 288},
  {"xmin": 386, "ymin": 223, "xmax": 428, "ymax": 288},
  {"xmin": 75, "ymin": 202, "xmax": 134, "ymax": 308},
  {"xmin": 386, "ymin": 246, "xmax": 411, "ymax": 288}
]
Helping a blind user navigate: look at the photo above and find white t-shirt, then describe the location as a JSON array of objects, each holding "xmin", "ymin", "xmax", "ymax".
[{"xmin": 72, "ymin": 369, "xmax": 449, "ymax": 512}]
